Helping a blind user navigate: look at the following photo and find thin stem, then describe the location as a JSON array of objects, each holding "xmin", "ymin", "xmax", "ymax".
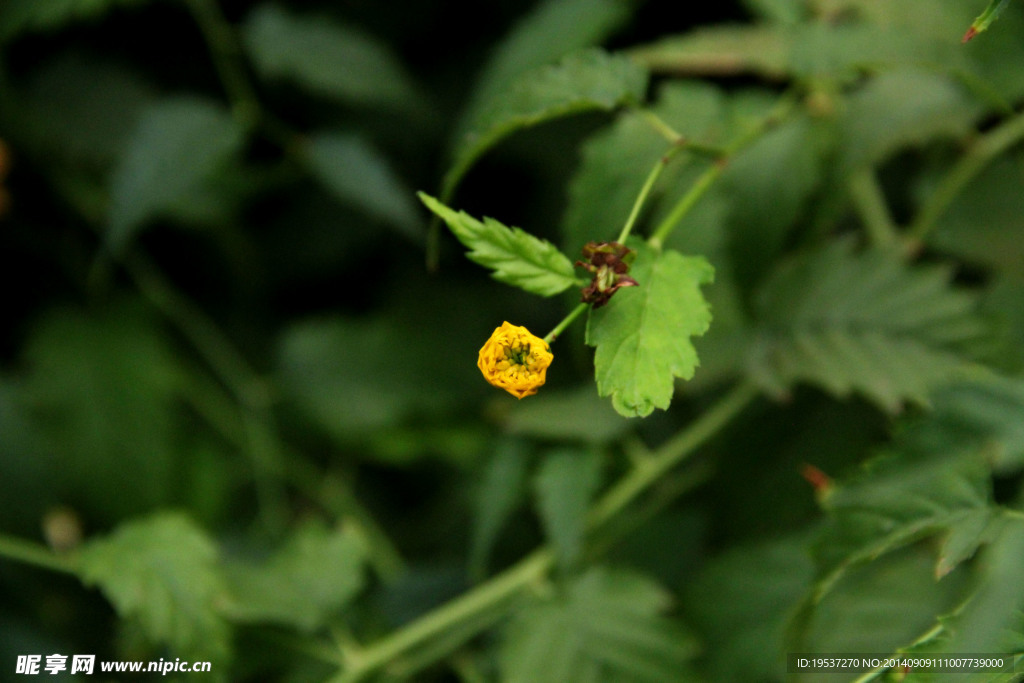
[
  {"xmin": 848, "ymin": 168, "xmax": 898, "ymax": 248},
  {"xmin": 907, "ymin": 107, "xmax": 1024, "ymax": 249},
  {"xmin": 648, "ymin": 95, "xmax": 796, "ymax": 250},
  {"xmin": 543, "ymin": 302, "xmax": 589, "ymax": 343},
  {"xmin": 184, "ymin": 0, "xmax": 261, "ymax": 130},
  {"xmin": 336, "ymin": 550, "xmax": 553, "ymax": 683},
  {"xmin": 332, "ymin": 381, "xmax": 759, "ymax": 681},
  {"xmin": 616, "ymin": 144, "xmax": 685, "ymax": 244},
  {"xmin": 639, "ymin": 109, "xmax": 683, "ymax": 143},
  {"xmin": 0, "ymin": 533, "xmax": 77, "ymax": 576},
  {"xmin": 587, "ymin": 381, "xmax": 759, "ymax": 529}
]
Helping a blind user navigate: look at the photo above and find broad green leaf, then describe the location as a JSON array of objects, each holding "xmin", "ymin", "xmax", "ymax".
[
  {"xmin": 469, "ymin": 440, "xmax": 530, "ymax": 576},
  {"xmin": 685, "ymin": 533, "xmax": 814, "ymax": 681},
  {"xmin": 20, "ymin": 304, "xmax": 180, "ymax": 524},
  {"xmin": 305, "ymin": 132, "xmax": 419, "ymax": 239},
  {"xmin": 587, "ymin": 242, "xmax": 714, "ymax": 418},
  {"xmin": 242, "ymin": 3, "xmax": 420, "ymax": 110},
  {"xmin": 443, "ymin": 48, "xmax": 648, "ymax": 198},
  {"xmin": 930, "ymin": 521, "xmax": 1024, "ymax": 670},
  {"xmin": 0, "ymin": 0, "xmax": 145, "ymax": 42},
  {"xmin": 419, "ymin": 193, "xmax": 577, "ymax": 297},
  {"xmin": 811, "ymin": 446, "xmax": 992, "ymax": 595},
  {"xmin": 748, "ymin": 239, "xmax": 987, "ymax": 412},
  {"xmin": 222, "ymin": 522, "xmax": 366, "ymax": 632},
  {"xmin": 797, "ymin": 545, "xmax": 971, "ymax": 683},
  {"xmin": 500, "ymin": 567, "xmax": 699, "ymax": 683},
  {"xmin": 76, "ymin": 513, "xmax": 229, "ymax": 661},
  {"xmin": 461, "ymin": 0, "xmax": 633, "ymax": 121},
  {"xmin": 107, "ymin": 97, "xmax": 245, "ymax": 251},
  {"xmin": 533, "ymin": 449, "xmax": 602, "ymax": 569}
]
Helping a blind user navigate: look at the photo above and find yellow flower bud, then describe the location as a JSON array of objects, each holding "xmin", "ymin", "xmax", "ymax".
[{"xmin": 477, "ymin": 321, "xmax": 553, "ymax": 399}]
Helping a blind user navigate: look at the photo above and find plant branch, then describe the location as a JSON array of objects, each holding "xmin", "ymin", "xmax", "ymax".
[
  {"xmin": 648, "ymin": 95, "xmax": 796, "ymax": 249},
  {"xmin": 907, "ymin": 106, "xmax": 1024, "ymax": 249},
  {"xmin": 332, "ymin": 381, "xmax": 759, "ymax": 681},
  {"xmin": 543, "ymin": 302, "xmax": 589, "ymax": 343},
  {"xmin": 0, "ymin": 533, "xmax": 77, "ymax": 576},
  {"xmin": 848, "ymin": 167, "xmax": 898, "ymax": 248}
]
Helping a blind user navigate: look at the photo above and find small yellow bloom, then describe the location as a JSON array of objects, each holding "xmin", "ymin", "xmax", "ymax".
[{"xmin": 477, "ymin": 321, "xmax": 553, "ymax": 399}]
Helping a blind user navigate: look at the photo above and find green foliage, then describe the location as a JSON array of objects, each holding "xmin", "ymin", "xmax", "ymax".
[
  {"xmin": 6, "ymin": 0, "xmax": 1024, "ymax": 681},
  {"xmin": 222, "ymin": 521, "xmax": 367, "ymax": 632},
  {"xmin": 420, "ymin": 192, "xmax": 578, "ymax": 296},
  {"xmin": 587, "ymin": 243, "xmax": 714, "ymax": 417},
  {"xmin": 748, "ymin": 239, "xmax": 986, "ymax": 412},
  {"xmin": 107, "ymin": 97, "xmax": 245, "ymax": 251},
  {"xmin": 76, "ymin": 513, "xmax": 229, "ymax": 662},
  {"xmin": 499, "ymin": 567, "xmax": 699, "ymax": 683},
  {"xmin": 241, "ymin": 3, "xmax": 419, "ymax": 110},
  {"xmin": 443, "ymin": 48, "xmax": 648, "ymax": 197}
]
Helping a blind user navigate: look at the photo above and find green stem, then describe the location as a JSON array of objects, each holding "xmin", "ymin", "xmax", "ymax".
[
  {"xmin": 0, "ymin": 533, "xmax": 77, "ymax": 575},
  {"xmin": 848, "ymin": 168, "xmax": 898, "ymax": 248},
  {"xmin": 332, "ymin": 381, "xmax": 759, "ymax": 681},
  {"xmin": 907, "ymin": 107, "xmax": 1024, "ymax": 249},
  {"xmin": 543, "ymin": 302, "xmax": 589, "ymax": 344},
  {"xmin": 587, "ymin": 381, "xmax": 759, "ymax": 528},
  {"xmin": 639, "ymin": 109, "xmax": 683, "ymax": 143},
  {"xmin": 335, "ymin": 550, "xmax": 553, "ymax": 683},
  {"xmin": 184, "ymin": 0, "xmax": 261, "ymax": 130},
  {"xmin": 648, "ymin": 95, "xmax": 796, "ymax": 250},
  {"xmin": 616, "ymin": 144, "xmax": 685, "ymax": 244}
]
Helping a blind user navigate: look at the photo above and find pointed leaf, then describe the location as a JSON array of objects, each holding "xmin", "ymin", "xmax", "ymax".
[
  {"xmin": 443, "ymin": 48, "xmax": 648, "ymax": 198},
  {"xmin": 469, "ymin": 440, "xmax": 530, "ymax": 576},
  {"xmin": 419, "ymin": 193, "xmax": 577, "ymax": 296},
  {"xmin": 107, "ymin": 97, "xmax": 244, "ymax": 251},
  {"xmin": 533, "ymin": 449, "xmax": 602, "ymax": 568},
  {"xmin": 500, "ymin": 567, "xmax": 699, "ymax": 683},
  {"xmin": 305, "ymin": 132, "xmax": 420, "ymax": 238},
  {"xmin": 587, "ymin": 242, "xmax": 714, "ymax": 417},
  {"xmin": 222, "ymin": 522, "xmax": 366, "ymax": 632},
  {"xmin": 242, "ymin": 3, "xmax": 420, "ymax": 110},
  {"xmin": 749, "ymin": 238, "xmax": 987, "ymax": 412},
  {"xmin": 76, "ymin": 513, "xmax": 229, "ymax": 660}
]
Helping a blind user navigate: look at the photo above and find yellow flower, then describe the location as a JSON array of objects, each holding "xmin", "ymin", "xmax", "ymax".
[{"xmin": 477, "ymin": 321, "xmax": 553, "ymax": 399}]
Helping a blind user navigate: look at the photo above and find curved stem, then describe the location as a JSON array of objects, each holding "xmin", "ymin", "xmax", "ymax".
[
  {"xmin": 849, "ymin": 168, "xmax": 898, "ymax": 248},
  {"xmin": 543, "ymin": 302, "xmax": 589, "ymax": 344},
  {"xmin": 616, "ymin": 143, "xmax": 685, "ymax": 244},
  {"xmin": 0, "ymin": 533, "xmax": 77, "ymax": 576},
  {"xmin": 332, "ymin": 381, "xmax": 759, "ymax": 681},
  {"xmin": 907, "ymin": 107, "xmax": 1024, "ymax": 249},
  {"xmin": 648, "ymin": 94, "xmax": 796, "ymax": 249}
]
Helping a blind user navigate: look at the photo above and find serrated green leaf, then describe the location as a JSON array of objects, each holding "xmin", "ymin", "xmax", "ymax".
[
  {"xmin": 305, "ymin": 132, "xmax": 419, "ymax": 239},
  {"xmin": 932, "ymin": 520, "xmax": 1024, "ymax": 670},
  {"xmin": 936, "ymin": 508, "xmax": 1004, "ymax": 579},
  {"xmin": 443, "ymin": 48, "xmax": 648, "ymax": 198},
  {"xmin": 813, "ymin": 448, "xmax": 992, "ymax": 594},
  {"xmin": 107, "ymin": 97, "xmax": 245, "ymax": 251},
  {"xmin": 500, "ymin": 567, "xmax": 699, "ymax": 683},
  {"xmin": 419, "ymin": 193, "xmax": 577, "ymax": 296},
  {"xmin": 242, "ymin": 3, "xmax": 420, "ymax": 110},
  {"xmin": 749, "ymin": 239, "xmax": 987, "ymax": 412},
  {"xmin": 76, "ymin": 512, "xmax": 229, "ymax": 661},
  {"xmin": 0, "ymin": 0, "xmax": 145, "ymax": 42},
  {"xmin": 533, "ymin": 449, "xmax": 602, "ymax": 569},
  {"xmin": 469, "ymin": 440, "xmax": 530, "ymax": 577},
  {"xmin": 587, "ymin": 243, "xmax": 714, "ymax": 418},
  {"xmin": 222, "ymin": 521, "xmax": 366, "ymax": 632}
]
